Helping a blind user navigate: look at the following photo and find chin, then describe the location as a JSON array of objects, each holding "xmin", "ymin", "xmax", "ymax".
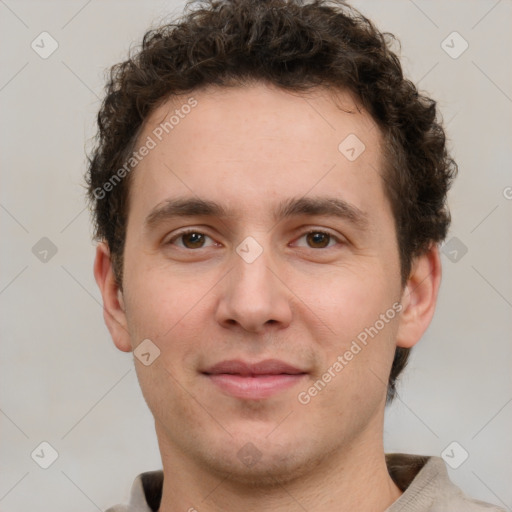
[{"xmin": 197, "ymin": 437, "xmax": 328, "ymax": 488}]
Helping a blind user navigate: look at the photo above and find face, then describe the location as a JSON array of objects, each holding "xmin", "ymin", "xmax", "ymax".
[{"xmin": 98, "ymin": 84, "xmax": 427, "ymax": 484}]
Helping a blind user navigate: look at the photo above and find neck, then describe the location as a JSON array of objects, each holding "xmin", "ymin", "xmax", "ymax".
[{"xmin": 156, "ymin": 422, "xmax": 402, "ymax": 512}]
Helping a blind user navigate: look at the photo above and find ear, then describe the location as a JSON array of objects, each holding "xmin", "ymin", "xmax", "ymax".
[
  {"xmin": 396, "ymin": 244, "xmax": 442, "ymax": 349},
  {"xmin": 93, "ymin": 241, "xmax": 132, "ymax": 352}
]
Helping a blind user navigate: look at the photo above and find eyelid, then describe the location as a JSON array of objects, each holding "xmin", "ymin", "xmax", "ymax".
[
  {"xmin": 165, "ymin": 228, "xmax": 219, "ymax": 247},
  {"xmin": 291, "ymin": 228, "xmax": 347, "ymax": 247},
  {"xmin": 164, "ymin": 226, "xmax": 347, "ymax": 249}
]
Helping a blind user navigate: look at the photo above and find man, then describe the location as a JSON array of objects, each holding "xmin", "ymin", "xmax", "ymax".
[{"xmin": 87, "ymin": 0, "xmax": 503, "ymax": 510}]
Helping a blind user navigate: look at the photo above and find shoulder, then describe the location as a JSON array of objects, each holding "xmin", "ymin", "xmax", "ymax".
[
  {"xmin": 104, "ymin": 470, "xmax": 163, "ymax": 512},
  {"xmin": 386, "ymin": 454, "xmax": 506, "ymax": 512}
]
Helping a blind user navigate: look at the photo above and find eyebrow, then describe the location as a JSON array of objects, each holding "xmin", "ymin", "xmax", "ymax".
[{"xmin": 144, "ymin": 196, "xmax": 368, "ymax": 231}]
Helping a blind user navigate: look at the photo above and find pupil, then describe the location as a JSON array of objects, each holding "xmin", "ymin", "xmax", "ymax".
[
  {"xmin": 307, "ymin": 232, "xmax": 329, "ymax": 248},
  {"xmin": 184, "ymin": 233, "xmax": 204, "ymax": 248}
]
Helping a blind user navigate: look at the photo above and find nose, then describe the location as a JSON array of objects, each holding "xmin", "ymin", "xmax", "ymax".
[{"xmin": 215, "ymin": 246, "xmax": 293, "ymax": 334}]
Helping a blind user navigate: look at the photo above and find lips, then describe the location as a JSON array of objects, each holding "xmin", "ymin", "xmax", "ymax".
[
  {"xmin": 203, "ymin": 359, "xmax": 305, "ymax": 376},
  {"xmin": 202, "ymin": 359, "xmax": 307, "ymax": 399}
]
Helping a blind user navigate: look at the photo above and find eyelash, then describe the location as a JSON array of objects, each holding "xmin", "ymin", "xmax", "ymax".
[{"xmin": 166, "ymin": 228, "xmax": 345, "ymax": 250}]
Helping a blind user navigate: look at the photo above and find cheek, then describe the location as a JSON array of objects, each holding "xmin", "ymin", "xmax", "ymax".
[
  {"xmin": 292, "ymin": 263, "xmax": 395, "ymax": 343},
  {"xmin": 123, "ymin": 259, "xmax": 204, "ymax": 334},
  {"xmin": 123, "ymin": 265, "xmax": 219, "ymax": 381},
  {"xmin": 298, "ymin": 309, "xmax": 399, "ymax": 427},
  {"xmin": 134, "ymin": 356, "xmax": 211, "ymax": 443},
  {"xmin": 294, "ymin": 262, "xmax": 401, "ymax": 400}
]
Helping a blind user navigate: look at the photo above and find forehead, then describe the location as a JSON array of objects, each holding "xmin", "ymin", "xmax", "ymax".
[{"xmin": 128, "ymin": 83, "xmax": 389, "ymax": 225}]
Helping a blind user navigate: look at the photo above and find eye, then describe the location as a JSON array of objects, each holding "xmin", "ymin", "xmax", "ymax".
[
  {"xmin": 167, "ymin": 230, "xmax": 217, "ymax": 249},
  {"xmin": 294, "ymin": 230, "xmax": 341, "ymax": 249}
]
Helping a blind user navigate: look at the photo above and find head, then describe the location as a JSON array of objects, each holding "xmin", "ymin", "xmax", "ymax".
[{"xmin": 89, "ymin": 0, "xmax": 456, "ymax": 483}]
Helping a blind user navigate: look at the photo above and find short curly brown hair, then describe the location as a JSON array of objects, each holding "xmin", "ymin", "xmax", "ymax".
[{"xmin": 86, "ymin": 0, "xmax": 457, "ymax": 402}]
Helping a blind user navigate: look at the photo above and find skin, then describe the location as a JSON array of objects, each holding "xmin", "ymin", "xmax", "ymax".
[{"xmin": 95, "ymin": 83, "xmax": 441, "ymax": 512}]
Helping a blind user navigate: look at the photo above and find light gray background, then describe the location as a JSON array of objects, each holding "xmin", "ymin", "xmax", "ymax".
[{"xmin": 1, "ymin": 1, "xmax": 511, "ymax": 510}]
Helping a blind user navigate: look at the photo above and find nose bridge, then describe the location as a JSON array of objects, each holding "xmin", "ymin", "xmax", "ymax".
[
  {"xmin": 215, "ymin": 237, "xmax": 292, "ymax": 332},
  {"xmin": 235, "ymin": 245, "xmax": 273, "ymax": 292}
]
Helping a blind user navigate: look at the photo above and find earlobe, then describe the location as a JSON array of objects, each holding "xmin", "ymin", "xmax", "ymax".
[
  {"xmin": 93, "ymin": 242, "xmax": 132, "ymax": 352},
  {"xmin": 396, "ymin": 244, "xmax": 442, "ymax": 349}
]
